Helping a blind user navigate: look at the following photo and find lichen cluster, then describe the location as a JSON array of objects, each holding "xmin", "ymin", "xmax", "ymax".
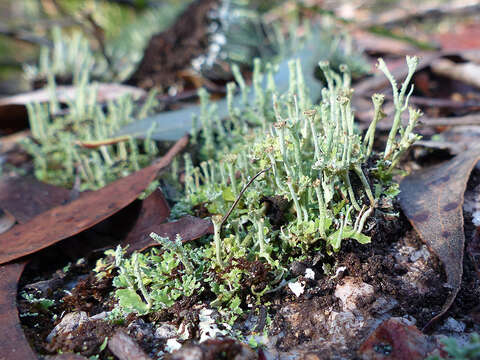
[
  {"xmin": 105, "ymin": 56, "xmax": 421, "ymax": 328},
  {"xmin": 19, "ymin": 72, "xmax": 160, "ymax": 190}
]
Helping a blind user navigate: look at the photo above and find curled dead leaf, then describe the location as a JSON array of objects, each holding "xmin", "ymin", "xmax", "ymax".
[
  {"xmin": 0, "ymin": 176, "xmax": 71, "ymax": 225},
  {"xmin": 0, "ymin": 261, "xmax": 36, "ymax": 360},
  {"xmin": 399, "ymin": 145, "xmax": 480, "ymax": 330},
  {"xmin": 121, "ymin": 188, "xmax": 170, "ymax": 249}
]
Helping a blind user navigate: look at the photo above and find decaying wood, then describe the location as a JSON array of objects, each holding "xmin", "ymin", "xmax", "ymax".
[{"xmin": 108, "ymin": 330, "xmax": 152, "ymax": 360}]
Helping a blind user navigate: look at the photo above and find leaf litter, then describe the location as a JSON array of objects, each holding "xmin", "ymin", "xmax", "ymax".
[
  {"xmin": 0, "ymin": 134, "xmax": 188, "ymax": 265},
  {"xmin": 0, "ymin": 173, "xmax": 79, "ymax": 359},
  {"xmin": 120, "ymin": 188, "xmax": 213, "ymax": 254},
  {"xmin": 400, "ymin": 145, "xmax": 480, "ymax": 331}
]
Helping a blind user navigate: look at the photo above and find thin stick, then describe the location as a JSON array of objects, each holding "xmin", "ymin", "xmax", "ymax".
[
  {"xmin": 420, "ymin": 114, "xmax": 480, "ymax": 127},
  {"xmin": 220, "ymin": 167, "xmax": 271, "ymax": 228}
]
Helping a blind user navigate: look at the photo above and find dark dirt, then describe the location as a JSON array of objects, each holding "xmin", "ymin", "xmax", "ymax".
[
  {"xmin": 266, "ymin": 210, "xmax": 448, "ymax": 355},
  {"xmin": 16, "ymin": 203, "xmax": 458, "ymax": 359},
  {"xmin": 126, "ymin": 0, "xmax": 218, "ymax": 92}
]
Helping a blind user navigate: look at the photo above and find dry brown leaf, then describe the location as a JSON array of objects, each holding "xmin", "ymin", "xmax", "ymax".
[
  {"xmin": 0, "ymin": 261, "xmax": 36, "ymax": 359},
  {"xmin": 0, "ymin": 210, "xmax": 16, "ymax": 234},
  {"xmin": 354, "ymin": 53, "xmax": 442, "ymax": 97},
  {"xmin": 0, "ymin": 83, "xmax": 145, "ymax": 108},
  {"xmin": 0, "ymin": 135, "xmax": 188, "ymax": 265},
  {"xmin": 121, "ymin": 188, "xmax": 170, "ymax": 249},
  {"xmin": 431, "ymin": 59, "xmax": 480, "ymax": 89},
  {"xmin": 0, "ymin": 176, "xmax": 71, "ymax": 225},
  {"xmin": 399, "ymin": 145, "xmax": 480, "ymax": 330},
  {"xmin": 0, "ymin": 84, "xmax": 145, "ymax": 134},
  {"xmin": 123, "ymin": 215, "xmax": 213, "ymax": 254}
]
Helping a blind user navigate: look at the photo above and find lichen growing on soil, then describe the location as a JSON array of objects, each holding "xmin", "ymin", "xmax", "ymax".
[
  {"xmin": 92, "ymin": 56, "xmax": 424, "ymax": 343},
  {"xmin": 15, "ymin": 52, "xmax": 433, "ymax": 359}
]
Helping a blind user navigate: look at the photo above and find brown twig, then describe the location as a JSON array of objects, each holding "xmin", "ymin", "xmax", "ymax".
[
  {"xmin": 220, "ymin": 167, "xmax": 271, "ymax": 228},
  {"xmin": 75, "ymin": 136, "xmax": 130, "ymax": 149}
]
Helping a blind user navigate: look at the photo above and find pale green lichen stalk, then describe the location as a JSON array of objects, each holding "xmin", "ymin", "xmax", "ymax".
[{"xmin": 20, "ymin": 69, "xmax": 159, "ymax": 190}]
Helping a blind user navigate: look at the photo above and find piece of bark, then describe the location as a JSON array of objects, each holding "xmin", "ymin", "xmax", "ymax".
[{"xmin": 108, "ymin": 330, "xmax": 152, "ymax": 360}]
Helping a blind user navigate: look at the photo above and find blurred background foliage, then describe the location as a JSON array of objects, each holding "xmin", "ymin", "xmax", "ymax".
[
  {"xmin": 0, "ymin": 0, "xmax": 472, "ymax": 96},
  {"xmin": 0, "ymin": 0, "xmax": 190, "ymax": 94}
]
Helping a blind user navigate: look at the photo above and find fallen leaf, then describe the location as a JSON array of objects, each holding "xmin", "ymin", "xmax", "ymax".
[
  {"xmin": 435, "ymin": 24, "xmax": 480, "ymax": 52},
  {"xmin": 0, "ymin": 176, "xmax": 71, "ymax": 224},
  {"xmin": 121, "ymin": 189, "xmax": 170, "ymax": 249},
  {"xmin": 399, "ymin": 145, "xmax": 480, "ymax": 330},
  {"xmin": 431, "ymin": 59, "xmax": 480, "ymax": 89},
  {"xmin": 354, "ymin": 53, "xmax": 442, "ymax": 97},
  {"xmin": 358, "ymin": 318, "xmax": 435, "ymax": 360},
  {"xmin": 123, "ymin": 215, "xmax": 213, "ymax": 254},
  {"xmin": 0, "ymin": 84, "xmax": 145, "ymax": 134},
  {"xmin": 352, "ymin": 30, "xmax": 418, "ymax": 56},
  {"xmin": 0, "ymin": 135, "xmax": 188, "ymax": 265},
  {"xmin": 0, "ymin": 129, "xmax": 31, "ymax": 153},
  {"xmin": 0, "ymin": 83, "xmax": 145, "ymax": 108},
  {"xmin": 0, "ymin": 261, "xmax": 36, "ymax": 360},
  {"xmin": 0, "ymin": 209, "xmax": 15, "ymax": 234},
  {"xmin": 467, "ymin": 227, "xmax": 480, "ymax": 281}
]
